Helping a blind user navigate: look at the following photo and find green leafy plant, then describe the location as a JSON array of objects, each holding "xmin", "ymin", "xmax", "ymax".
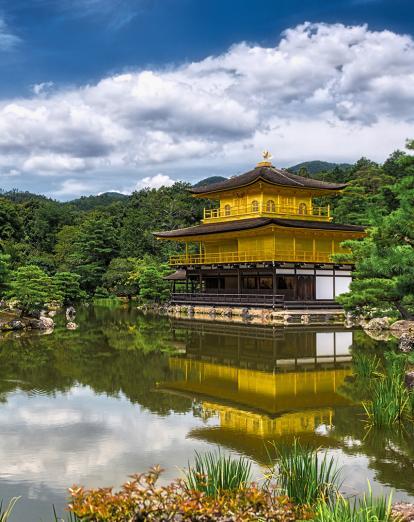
[
  {"xmin": 268, "ymin": 439, "xmax": 341, "ymax": 506},
  {"xmin": 183, "ymin": 450, "xmax": 252, "ymax": 497},
  {"xmin": 364, "ymin": 355, "xmax": 409, "ymax": 427},
  {"xmin": 352, "ymin": 352, "xmax": 380, "ymax": 379},
  {"xmin": 0, "ymin": 497, "xmax": 19, "ymax": 522}
]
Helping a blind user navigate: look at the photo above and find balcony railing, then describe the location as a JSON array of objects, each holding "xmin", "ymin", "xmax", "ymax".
[
  {"xmin": 169, "ymin": 249, "xmax": 333, "ymax": 266},
  {"xmin": 203, "ymin": 204, "xmax": 331, "ymax": 223}
]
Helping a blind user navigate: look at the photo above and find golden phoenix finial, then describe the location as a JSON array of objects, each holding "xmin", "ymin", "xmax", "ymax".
[
  {"xmin": 256, "ymin": 150, "xmax": 273, "ymax": 167},
  {"xmin": 262, "ymin": 150, "xmax": 272, "ymax": 161}
]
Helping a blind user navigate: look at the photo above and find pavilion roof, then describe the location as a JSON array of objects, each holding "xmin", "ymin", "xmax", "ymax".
[
  {"xmin": 154, "ymin": 217, "xmax": 365, "ymax": 239},
  {"xmin": 190, "ymin": 165, "xmax": 347, "ymax": 195}
]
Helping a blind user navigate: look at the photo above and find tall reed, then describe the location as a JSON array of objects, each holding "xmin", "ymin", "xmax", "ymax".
[
  {"xmin": 364, "ymin": 355, "xmax": 409, "ymax": 427},
  {"xmin": 314, "ymin": 485, "xmax": 395, "ymax": 522},
  {"xmin": 352, "ymin": 352, "xmax": 380, "ymax": 379},
  {"xmin": 0, "ymin": 497, "xmax": 19, "ymax": 522},
  {"xmin": 184, "ymin": 450, "xmax": 252, "ymax": 497},
  {"xmin": 268, "ymin": 439, "xmax": 341, "ymax": 506}
]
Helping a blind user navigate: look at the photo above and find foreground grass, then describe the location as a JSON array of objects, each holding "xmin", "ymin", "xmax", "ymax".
[
  {"xmin": 0, "ymin": 497, "xmax": 19, "ymax": 522},
  {"xmin": 363, "ymin": 354, "xmax": 411, "ymax": 428},
  {"xmin": 314, "ymin": 487, "xmax": 395, "ymax": 522},
  {"xmin": 268, "ymin": 439, "xmax": 340, "ymax": 506},
  {"xmin": 183, "ymin": 450, "xmax": 252, "ymax": 497}
]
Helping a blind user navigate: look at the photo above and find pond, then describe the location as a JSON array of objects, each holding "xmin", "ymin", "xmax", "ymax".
[{"xmin": 0, "ymin": 303, "xmax": 413, "ymax": 521}]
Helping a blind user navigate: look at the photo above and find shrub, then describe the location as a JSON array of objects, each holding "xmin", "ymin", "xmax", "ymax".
[
  {"xmin": 183, "ymin": 450, "xmax": 252, "ymax": 497},
  {"xmin": 268, "ymin": 439, "xmax": 341, "ymax": 506},
  {"xmin": 68, "ymin": 466, "xmax": 300, "ymax": 522}
]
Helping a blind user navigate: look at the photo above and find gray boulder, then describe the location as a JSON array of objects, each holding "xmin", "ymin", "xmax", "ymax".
[
  {"xmin": 39, "ymin": 316, "xmax": 55, "ymax": 330},
  {"xmin": 405, "ymin": 371, "xmax": 414, "ymax": 390},
  {"xmin": 3, "ymin": 319, "xmax": 25, "ymax": 331},
  {"xmin": 364, "ymin": 317, "xmax": 391, "ymax": 331},
  {"xmin": 66, "ymin": 322, "xmax": 78, "ymax": 330},
  {"xmin": 399, "ymin": 333, "xmax": 414, "ymax": 353}
]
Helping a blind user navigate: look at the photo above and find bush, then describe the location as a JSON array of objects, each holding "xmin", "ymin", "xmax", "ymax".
[{"xmin": 68, "ymin": 466, "xmax": 300, "ymax": 522}]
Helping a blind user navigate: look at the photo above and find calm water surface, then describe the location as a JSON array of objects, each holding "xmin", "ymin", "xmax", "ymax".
[{"xmin": 0, "ymin": 303, "xmax": 413, "ymax": 521}]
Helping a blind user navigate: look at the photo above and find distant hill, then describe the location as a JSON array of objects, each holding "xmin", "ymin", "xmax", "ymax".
[
  {"xmin": 193, "ymin": 176, "xmax": 227, "ymax": 188},
  {"xmin": 68, "ymin": 191, "xmax": 129, "ymax": 211},
  {"xmin": 0, "ymin": 189, "xmax": 53, "ymax": 203},
  {"xmin": 287, "ymin": 161, "xmax": 352, "ymax": 175}
]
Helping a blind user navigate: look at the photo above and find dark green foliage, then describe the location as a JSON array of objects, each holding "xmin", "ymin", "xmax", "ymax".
[
  {"xmin": 63, "ymin": 214, "xmax": 120, "ymax": 292},
  {"xmin": 52, "ymin": 272, "xmax": 86, "ymax": 305},
  {"xmin": 102, "ymin": 257, "xmax": 139, "ymax": 298},
  {"xmin": 119, "ymin": 182, "xmax": 204, "ymax": 260},
  {"xmin": 131, "ymin": 257, "xmax": 172, "ymax": 303},
  {"xmin": 337, "ymin": 174, "xmax": 414, "ymax": 319},
  {"xmin": 287, "ymin": 161, "xmax": 352, "ymax": 175},
  {"xmin": 67, "ymin": 192, "xmax": 128, "ymax": 211},
  {"xmin": 7, "ymin": 265, "xmax": 52, "ymax": 314},
  {"xmin": 0, "ymin": 254, "xmax": 10, "ymax": 293},
  {"xmin": 0, "ymin": 198, "xmax": 24, "ymax": 241}
]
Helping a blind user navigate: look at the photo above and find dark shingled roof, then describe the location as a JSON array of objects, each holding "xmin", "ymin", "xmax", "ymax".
[
  {"xmin": 154, "ymin": 218, "xmax": 365, "ymax": 238},
  {"xmin": 190, "ymin": 165, "xmax": 347, "ymax": 194}
]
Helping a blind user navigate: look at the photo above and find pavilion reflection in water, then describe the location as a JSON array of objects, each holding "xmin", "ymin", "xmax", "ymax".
[{"xmin": 161, "ymin": 321, "xmax": 354, "ymax": 460}]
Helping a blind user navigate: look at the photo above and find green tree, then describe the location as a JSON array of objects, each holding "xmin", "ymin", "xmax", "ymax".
[
  {"xmin": 0, "ymin": 198, "xmax": 24, "ymax": 241},
  {"xmin": 7, "ymin": 265, "xmax": 52, "ymax": 315},
  {"xmin": 63, "ymin": 214, "xmax": 119, "ymax": 293},
  {"xmin": 52, "ymin": 272, "xmax": 86, "ymax": 305},
  {"xmin": 139, "ymin": 262, "xmax": 171, "ymax": 303},
  {"xmin": 0, "ymin": 253, "xmax": 10, "ymax": 296},
  {"xmin": 102, "ymin": 257, "xmax": 139, "ymax": 299},
  {"xmin": 120, "ymin": 182, "xmax": 204, "ymax": 260},
  {"xmin": 337, "ymin": 173, "xmax": 414, "ymax": 319}
]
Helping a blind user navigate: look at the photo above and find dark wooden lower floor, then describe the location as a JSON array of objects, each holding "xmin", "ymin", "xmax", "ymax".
[{"xmin": 170, "ymin": 265, "xmax": 352, "ymax": 305}]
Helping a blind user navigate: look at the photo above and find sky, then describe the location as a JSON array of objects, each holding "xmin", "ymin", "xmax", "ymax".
[{"xmin": 0, "ymin": 0, "xmax": 414, "ymax": 199}]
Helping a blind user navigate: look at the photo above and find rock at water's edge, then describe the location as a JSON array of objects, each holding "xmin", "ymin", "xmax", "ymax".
[
  {"xmin": 392, "ymin": 503, "xmax": 414, "ymax": 521},
  {"xmin": 405, "ymin": 371, "xmax": 414, "ymax": 390},
  {"xmin": 66, "ymin": 322, "xmax": 78, "ymax": 330},
  {"xmin": 39, "ymin": 316, "xmax": 55, "ymax": 330},
  {"xmin": 364, "ymin": 317, "xmax": 392, "ymax": 331},
  {"xmin": 390, "ymin": 320, "xmax": 414, "ymax": 336},
  {"xmin": 399, "ymin": 333, "xmax": 414, "ymax": 353}
]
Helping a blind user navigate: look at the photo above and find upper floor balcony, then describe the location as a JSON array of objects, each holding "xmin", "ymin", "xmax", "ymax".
[{"xmin": 203, "ymin": 202, "xmax": 331, "ymax": 223}]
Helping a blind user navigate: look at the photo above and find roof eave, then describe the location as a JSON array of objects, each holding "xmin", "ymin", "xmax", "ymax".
[{"xmin": 190, "ymin": 176, "xmax": 347, "ymax": 196}]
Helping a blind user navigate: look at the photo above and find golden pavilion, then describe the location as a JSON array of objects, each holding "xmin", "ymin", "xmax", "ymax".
[{"xmin": 155, "ymin": 152, "xmax": 365, "ymax": 307}]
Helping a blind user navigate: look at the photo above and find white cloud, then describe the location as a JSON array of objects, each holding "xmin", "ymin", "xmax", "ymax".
[
  {"xmin": 1, "ymin": 22, "xmax": 414, "ymax": 196},
  {"xmin": 0, "ymin": 18, "xmax": 20, "ymax": 50},
  {"xmin": 53, "ymin": 179, "xmax": 93, "ymax": 197},
  {"xmin": 135, "ymin": 173, "xmax": 176, "ymax": 190}
]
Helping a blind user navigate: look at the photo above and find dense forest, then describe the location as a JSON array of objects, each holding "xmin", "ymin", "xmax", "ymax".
[{"xmin": 0, "ymin": 141, "xmax": 413, "ymax": 317}]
